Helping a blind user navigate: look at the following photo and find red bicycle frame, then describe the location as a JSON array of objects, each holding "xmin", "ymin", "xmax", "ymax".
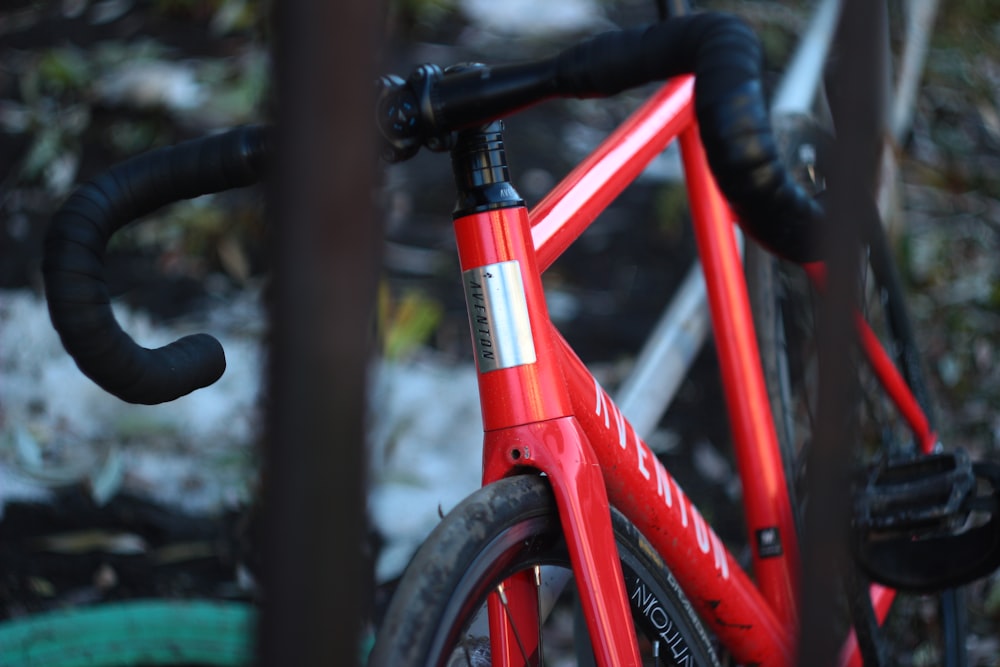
[{"xmin": 452, "ymin": 75, "xmax": 936, "ymax": 666}]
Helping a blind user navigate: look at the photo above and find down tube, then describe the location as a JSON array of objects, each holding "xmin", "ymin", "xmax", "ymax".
[{"xmin": 554, "ymin": 330, "xmax": 793, "ymax": 666}]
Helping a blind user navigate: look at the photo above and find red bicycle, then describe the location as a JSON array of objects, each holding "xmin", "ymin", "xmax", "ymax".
[
  {"xmin": 37, "ymin": 4, "xmax": 1000, "ymax": 667},
  {"xmin": 362, "ymin": 8, "xmax": 1000, "ymax": 667}
]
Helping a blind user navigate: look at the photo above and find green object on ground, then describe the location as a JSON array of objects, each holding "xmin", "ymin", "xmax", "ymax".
[{"xmin": 0, "ymin": 600, "xmax": 254, "ymax": 666}]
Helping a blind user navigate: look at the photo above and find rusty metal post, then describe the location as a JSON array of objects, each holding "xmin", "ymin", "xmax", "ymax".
[
  {"xmin": 261, "ymin": 1, "xmax": 382, "ymax": 665},
  {"xmin": 797, "ymin": 1, "xmax": 884, "ymax": 665}
]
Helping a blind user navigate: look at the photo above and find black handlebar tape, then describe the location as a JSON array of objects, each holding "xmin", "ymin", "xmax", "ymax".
[
  {"xmin": 43, "ymin": 125, "xmax": 268, "ymax": 405},
  {"xmin": 411, "ymin": 14, "xmax": 821, "ymax": 260},
  {"xmin": 551, "ymin": 13, "xmax": 824, "ymax": 262}
]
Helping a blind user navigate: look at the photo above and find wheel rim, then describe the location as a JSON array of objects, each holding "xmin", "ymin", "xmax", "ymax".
[{"xmin": 423, "ymin": 512, "xmax": 714, "ymax": 666}]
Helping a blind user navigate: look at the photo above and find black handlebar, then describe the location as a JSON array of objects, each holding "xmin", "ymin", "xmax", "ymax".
[
  {"xmin": 45, "ymin": 11, "xmax": 825, "ymax": 405},
  {"xmin": 378, "ymin": 12, "xmax": 824, "ymax": 263},
  {"xmin": 43, "ymin": 125, "xmax": 269, "ymax": 405}
]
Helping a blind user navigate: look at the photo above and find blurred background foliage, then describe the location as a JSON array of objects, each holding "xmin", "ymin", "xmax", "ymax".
[
  {"xmin": 3, "ymin": 0, "xmax": 1000, "ymax": 404},
  {"xmin": 4, "ymin": 0, "xmax": 996, "ymax": 346},
  {"xmin": 1, "ymin": 0, "xmax": 270, "ymax": 316}
]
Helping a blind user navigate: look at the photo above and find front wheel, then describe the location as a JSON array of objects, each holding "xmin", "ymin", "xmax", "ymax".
[{"xmin": 370, "ymin": 474, "xmax": 719, "ymax": 666}]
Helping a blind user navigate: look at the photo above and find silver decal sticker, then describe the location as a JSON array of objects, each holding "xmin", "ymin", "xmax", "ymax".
[{"xmin": 463, "ymin": 260, "xmax": 537, "ymax": 372}]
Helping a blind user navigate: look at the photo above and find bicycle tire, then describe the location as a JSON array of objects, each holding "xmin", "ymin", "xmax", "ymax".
[
  {"xmin": 746, "ymin": 213, "xmax": 968, "ymax": 665},
  {"xmin": 0, "ymin": 599, "xmax": 254, "ymax": 667},
  {"xmin": 370, "ymin": 474, "xmax": 719, "ymax": 666}
]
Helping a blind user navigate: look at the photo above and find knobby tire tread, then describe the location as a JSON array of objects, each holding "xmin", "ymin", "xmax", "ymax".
[{"xmin": 370, "ymin": 474, "xmax": 719, "ymax": 666}]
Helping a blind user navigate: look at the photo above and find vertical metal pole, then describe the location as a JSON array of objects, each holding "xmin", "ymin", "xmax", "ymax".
[
  {"xmin": 262, "ymin": 1, "xmax": 382, "ymax": 665},
  {"xmin": 797, "ymin": 1, "xmax": 883, "ymax": 665}
]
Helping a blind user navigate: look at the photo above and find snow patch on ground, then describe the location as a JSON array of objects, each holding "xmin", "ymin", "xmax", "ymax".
[
  {"xmin": 367, "ymin": 357, "xmax": 483, "ymax": 582},
  {"xmin": 0, "ymin": 289, "xmax": 483, "ymax": 582},
  {"xmin": 0, "ymin": 289, "xmax": 264, "ymax": 516},
  {"xmin": 459, "ymin": 0, "xmax": 607, "ymax": 37}
]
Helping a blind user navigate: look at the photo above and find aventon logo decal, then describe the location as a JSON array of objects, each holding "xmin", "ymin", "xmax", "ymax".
[
  {"xmin": 462, "ymin": 260, "xmax": 536, "ymax": 372},
  {"xmin": 628, "ymin": 575, "xmax": 696, "ymax": 665}
]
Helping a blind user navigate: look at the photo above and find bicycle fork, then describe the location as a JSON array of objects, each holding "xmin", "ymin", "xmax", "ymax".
[{"xmin": 450, "ymin": 122, "xmax": 642, "ymax": 666}]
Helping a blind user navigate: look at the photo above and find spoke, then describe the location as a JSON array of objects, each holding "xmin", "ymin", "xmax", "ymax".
[
  {"xmin": 534, "ymin": 565, "xmax": 544, "ymax": 667},
  {"xmin": 653, "ymin": 638, "xmax": 662, "ymax": 667},
  {"xmin": 496, "ymin": 583, "xmax": 532, "ymax": 666}
]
